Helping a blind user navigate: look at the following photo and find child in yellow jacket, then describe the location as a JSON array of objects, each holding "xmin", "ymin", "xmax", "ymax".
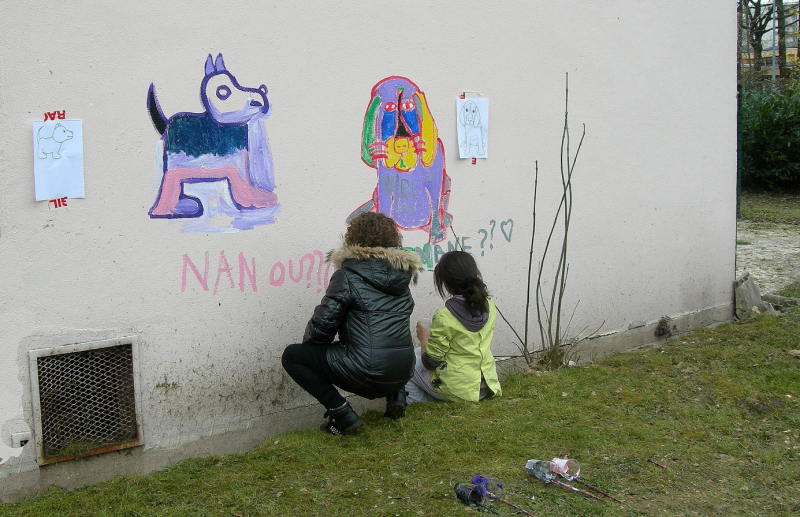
[{"xmin": 406, "ymin": 251, "xmax": 502, "ymax": 404}]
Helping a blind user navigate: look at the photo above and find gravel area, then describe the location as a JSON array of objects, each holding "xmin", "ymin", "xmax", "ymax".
[{"xmin": 736, "ymin": 220, "xmax": 800, "ymax": 295}]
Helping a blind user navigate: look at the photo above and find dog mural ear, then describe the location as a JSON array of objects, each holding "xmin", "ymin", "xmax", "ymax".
[
  {"xmin": 361, "ymin": 95, "xmax": 382, "ymax": 167},
  {"xmin": 215, "ymin": 54, "xmax": 226, "ymax": 72},
  {"xmin": 413, "ymin": 92, "xmax": 437, "ymax": 167},
  {"xmin": 205, "ymin": 54, "xmax": 215, "ymax": 76}
]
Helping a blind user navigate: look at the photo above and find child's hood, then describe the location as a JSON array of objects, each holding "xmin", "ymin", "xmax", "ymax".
[{"xmin": 445, "ymin": 296, "xmax": 489, "ymax": 332}]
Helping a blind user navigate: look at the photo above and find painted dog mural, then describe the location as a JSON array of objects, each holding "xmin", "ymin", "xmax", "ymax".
[
  {"xmin": 349, "ymin": 76, "xmax": 451, "ymax": 244},
  {"xmin": 147, "ymin": 53, "xmax": 279, "ymax": 232}
]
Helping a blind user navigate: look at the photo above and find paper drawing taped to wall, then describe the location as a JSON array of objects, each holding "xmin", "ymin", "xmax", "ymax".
[
  {"xmin": 147, "ymin": 53, "xmax": 279, "ymax": 232},
  {"xmin": 457, "ymin": 98, "xmax": 488, "ymax": 159},
  {"xmin": 32, "ymin": 119, "xmax": 85, "ymax": 201},
  {"xmin": 349, "ymin": 76, "xmax": 452, "ymax": 244}
]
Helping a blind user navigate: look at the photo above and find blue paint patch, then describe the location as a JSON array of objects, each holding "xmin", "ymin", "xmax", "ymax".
[{"xmin": 166, "ymin": 113, "xmax": 247, "ymax": 157}]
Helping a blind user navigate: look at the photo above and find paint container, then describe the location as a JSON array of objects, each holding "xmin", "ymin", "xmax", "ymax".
[{"xmin": 413, "ymin": 318, "xmax": 432, "ymax": 347}]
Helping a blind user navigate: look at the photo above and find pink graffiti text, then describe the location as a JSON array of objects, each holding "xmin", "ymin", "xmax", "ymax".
[{"xmin": 182, "ymin": 250, "xmax": 333, "ymax": 294}]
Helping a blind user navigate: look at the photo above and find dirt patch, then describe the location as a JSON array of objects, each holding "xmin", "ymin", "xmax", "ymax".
[{"xmin": 736, "ymin": 220, "xmax": 800, "ymax": 294}]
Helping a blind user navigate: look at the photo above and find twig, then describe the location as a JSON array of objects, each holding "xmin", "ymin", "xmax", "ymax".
[
  {"xmin": 553, "ymin": 479, "xmax": 606, "ymax": 502},
  {"xmin": 497, "ymin": 306, "xmax": 526, "ymax": 349},
  {"xmin": 486, "ymin": 491, "xmax": 535, "ymax": 516},
  {"xmin": 475, "ymin": 501, "xmax": 501, "ymax": 515},
  {"xmin": 647, "ymin": 458, "xmax": 667, "ymax": 469},
  {"xmin": 523, "ymin": 160, "xmax": 539, "ymax": 365},
  {"xmin": 574, "ymin": 478, "xmax": 624, "ymax": 504}
]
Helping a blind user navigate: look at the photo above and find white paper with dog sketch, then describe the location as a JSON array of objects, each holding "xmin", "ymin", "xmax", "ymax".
[
  {"xmin": 456, "ymin": 98, "xmax": 489, "ymax": 159},
  {"xmin": 32, "ymin": 119, "xmax": 85, "ymax": 201}
]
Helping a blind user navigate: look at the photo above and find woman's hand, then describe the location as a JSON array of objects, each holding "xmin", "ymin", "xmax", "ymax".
[{"xmin": 416, "ymin": 320, "xmax": 431, "ymax": 347}]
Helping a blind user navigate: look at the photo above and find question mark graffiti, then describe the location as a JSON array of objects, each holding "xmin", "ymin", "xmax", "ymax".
[
  {"xmin": 477, "ymin": 229, "xmax": 488, "ymax": 256},
  {"xmin": 488, "ymin": 220, "xmax": 496, "ymax": 250},
  {"xmin": 302, "ymin": 253, "xmax": 316, "ymax": 288},
  {"xmin": 305, "ymin": 258, "xmax": 314, "ymax": 287},
  {"xmin": 269, "ymin": 250, "xmax": 331, "ymax": 290},
  {"xmin": 288, "ymin": 254, "xmax": 316, "ymax": 286}
]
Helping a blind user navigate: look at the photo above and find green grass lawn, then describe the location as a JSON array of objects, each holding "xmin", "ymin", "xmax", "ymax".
[
  {"xmin": 778, "ymin": 282, "xmax": 800, "ymax": 299},
  {"xmin": 2, "ymin": 310, "xmax": 798, "ymax": 516},
  {"xmin": 739, "ymin": 191, "xmax": 800, "ymax": 226}
]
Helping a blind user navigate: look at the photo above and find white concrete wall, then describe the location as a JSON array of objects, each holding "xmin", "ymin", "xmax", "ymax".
[{"xmin": 0, "ymin": 0, "xmax": 737, "ymax": 500}]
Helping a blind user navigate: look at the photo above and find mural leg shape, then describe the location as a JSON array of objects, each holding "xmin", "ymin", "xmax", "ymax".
[{"xmin": 150, "ymin": 166, "xmax": 278, "ymax": 217}]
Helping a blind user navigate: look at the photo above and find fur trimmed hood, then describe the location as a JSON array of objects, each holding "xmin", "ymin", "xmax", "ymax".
[{"xmin": 328, "ymin": 245, "xmax": 424, "ymax": 284}]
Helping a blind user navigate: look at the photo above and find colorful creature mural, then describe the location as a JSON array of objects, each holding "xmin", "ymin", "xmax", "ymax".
[
  {"xmin": 147, "ymin": 54, "xmax": 279, "ymax": 232},
  {"xmin": 349, "ymin": 76, "xmax": 451, "ymax": 244}
]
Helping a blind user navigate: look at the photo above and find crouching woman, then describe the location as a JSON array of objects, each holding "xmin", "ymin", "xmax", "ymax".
[{"xmin": 281, "ymin": 212, "xmax": 424, "ymax": 435}]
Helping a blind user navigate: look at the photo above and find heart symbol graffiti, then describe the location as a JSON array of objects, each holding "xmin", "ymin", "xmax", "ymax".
[{"xmin": 500, "ymin": 219, "xmax": 513, "ymax": 242}]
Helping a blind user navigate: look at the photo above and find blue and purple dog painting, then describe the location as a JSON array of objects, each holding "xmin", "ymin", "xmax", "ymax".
[
  {"xmin": 147, "ymin": 53, "xmax": 279, "ymax": 232},
  {"xmin": 349, "ymin": 76, "xmax": 451, "ymax": 244}
]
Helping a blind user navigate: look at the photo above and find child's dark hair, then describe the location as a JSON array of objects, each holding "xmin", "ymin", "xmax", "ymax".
[{"xmin": 433, "ymin": 251, "xmax": 490, "ymax": 314}]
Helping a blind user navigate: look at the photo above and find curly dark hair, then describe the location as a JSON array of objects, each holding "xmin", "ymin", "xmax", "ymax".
[{"xmin": 345, "ymin": 212, "xmax": 402, "ymax": 248}]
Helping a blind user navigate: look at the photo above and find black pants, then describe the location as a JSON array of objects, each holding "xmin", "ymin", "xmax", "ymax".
[{"xmin": 281, "ymin": 343, "xmax": 348, "ymax": 410}]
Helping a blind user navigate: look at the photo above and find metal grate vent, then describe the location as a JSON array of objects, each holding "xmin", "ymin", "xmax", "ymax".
[{"xmin": 29, "ymin": 337, "xmax": 142, "ymax": 465}]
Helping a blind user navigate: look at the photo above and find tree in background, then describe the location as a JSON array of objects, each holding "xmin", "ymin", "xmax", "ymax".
[
  {"xmin": 777, "ymin": 0, "xmax": 788, "ymax": 78},
  {"xmin": 739, "ymin": 0, "xmax": 800, "ymax": 86},
  {"xmin": 739, "ymin": 0, "xmax": 775, "ymax": 80},
  {"xmin": 739, "ymin": 1, "xmax": 800, "ymax": 192}
]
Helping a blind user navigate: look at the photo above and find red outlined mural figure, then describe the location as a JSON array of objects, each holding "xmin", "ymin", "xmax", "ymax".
[{"xmin": 348, "ymin": 77, "xmax": 451, "ymax": 244}]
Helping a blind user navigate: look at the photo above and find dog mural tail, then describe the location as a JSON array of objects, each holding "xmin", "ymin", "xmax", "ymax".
[{"xmin": 147, "ymin": 84, "xmax": 168, "ymax": 136}]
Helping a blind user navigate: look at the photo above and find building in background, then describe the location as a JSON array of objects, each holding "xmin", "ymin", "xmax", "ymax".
[{"xmin": 740, "ymin": 1, "xmax": 799, "ymax": 77}]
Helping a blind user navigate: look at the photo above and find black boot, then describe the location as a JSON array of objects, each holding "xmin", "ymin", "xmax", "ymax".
[
  {"xmin": 383, "ymin": 389, "xmax": 407, "ymax": 419},
  {"xmin": 320, "ymin": 402, "xmax": 362, "ymax": 435}
]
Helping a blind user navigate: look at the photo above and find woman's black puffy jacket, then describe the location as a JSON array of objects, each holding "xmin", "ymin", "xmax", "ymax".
[{"xmin": 303, "ymin": 245, "xmax": 424, "ymax": 398}]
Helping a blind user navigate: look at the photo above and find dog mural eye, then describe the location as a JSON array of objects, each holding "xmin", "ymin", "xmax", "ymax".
[
  {"xmin": 400, "ymin": 100, "xmax": 415, "ymax": 111},
  {"xmin": 216, "ymin": 85, "xmax": 232, "ymax": 101},
  {"xmin": 383, "ymin": 102, "xmax": 397, "ymax": 112}
]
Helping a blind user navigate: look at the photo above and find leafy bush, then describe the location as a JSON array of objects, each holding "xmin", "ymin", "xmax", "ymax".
[{"xmin": 741, "ymin": 83, "xmax": 800, "ymax": 191}]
